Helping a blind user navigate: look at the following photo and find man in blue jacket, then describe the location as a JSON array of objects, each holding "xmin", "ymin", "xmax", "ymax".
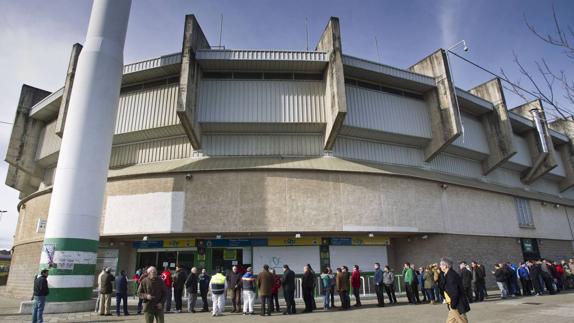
[
  {"xmin": 115, "ymin": 270, "xmax": 129, "ymax": 316},
  {"xmin": 373, "ymin": 263, "xmax": 385, "ymax": 307}
]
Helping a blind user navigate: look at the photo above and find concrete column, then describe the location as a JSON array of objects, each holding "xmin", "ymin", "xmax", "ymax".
[
  {"xmin": 5, "ymin": 85, "xmax": 51, "ymax": 196},
  {"xmin": 469, "ymin": 78, "xmax": 516, "ymax": 175},
  {"xmin": 549, "ymin": 118, "xmax": 574, "ymax": 191},
  {"xmin": 177, "ymin": 14, "xmax": 210, "ymax": 149},
  {"xmin": 511, "ymin": 100, "xmax": 557, "ymax": 184},
  {"xmin": 56, "ymin": 43, "xmax": 83, "ymax": 137},
  {"xmin": 41, "ymin": 0, "xmax": 131, "ymax": 303},
  {"xmin": 316, "ymin": 17, "xmax": 347, "ymax": 150},
  {"xmin": 409, "ymin": 49, "xmax": 462, "ymax": 162}
]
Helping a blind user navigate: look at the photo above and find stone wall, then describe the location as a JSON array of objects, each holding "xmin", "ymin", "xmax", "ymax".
[{"xmin": 6, "ymin": 241, "xmax": 43, "ymax": 299}]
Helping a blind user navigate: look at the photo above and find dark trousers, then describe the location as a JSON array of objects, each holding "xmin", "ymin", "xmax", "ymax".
[
  {"xmin": 137, "ymin": 297, "xmax": 144, "ymax": 314},
  {"xmin": 232, "ymin": 288, "xmax": 242, "ymax": 311},
  {"xmin": 260, "ymin": 295, "xmax": 271, "ymax": 315},
  {"xmin": 463, "ymin": 286, "xmax": 473, "ymax": 303},
  {"xmin": 521, "ymin": 278, "xmax": 532, "ymax": 296},
  {"xmin": 200, "ymin": 290, "xmax": 209, "ymax": 311},
  {"xmin": 303, "ymin": 287, "xmax": 314, "ymax": 312},
  {"xmin": 384, "ymin": 284, "xmax": 397, "ymax": 303},
  {"xmin": 412, "ymin": 283, "xmax": 420, "ymax": 303},
  {"xmin": 352, "ymin": 288, "xmax": 361, "ymax": 306},
  {"xmin": 473, "ymin": 282, "xmax": 485, "ymax": 301},
  {"xmin": 283, "ymin": 289, "xmax": 296, "ymax": 314},
  {"xmin": 174, "ymin": 288, "xmax": 183, "ymax": 311},
  {"xmin": 421, "ymin": 287, "xmax": 427, "ymax": 301},
  {"xmin": 271, "ymin": 293, "xmax": 280, "ymax": 311},
  {"xmin": 339, "ymin": 290, "xmax": 350, "ymax": 309},
  {"xmin": 329, "ymin": 286, "xmax": 336, "ymax": 307},
  {"xmin": 405, "ymin": 283, "xmax": 415, "ymax": 304},
  {"xmin": 115, "ymin": 292, "xmax": 128, "ymax": 315},
  {"xmin": 375, "ymin": 284, "xmax": 385, "ymax": 306},
  {"xmin": 532, "ymin": 275, "xmax": 542, "ymax": 294}
]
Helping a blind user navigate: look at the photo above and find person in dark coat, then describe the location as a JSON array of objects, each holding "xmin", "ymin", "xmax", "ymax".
[
  {"xmin": 302, "ymin": 265, "xmax": 315, "ymax": 313},
  {"xmin": 470, "ymin": 261, "xmax": 485, "ymax": 302},
  {"xmin": 373, "ymin": 263, "xmax": 385, "ymax": 307},
  {"xmin": 439, "ymin": 257, "xmax": 470, "ymax": 323},
  {"xmin": 184, "ymin": 267, "xmax": 199, "ymax": 313},
  {"xmin": 99, "ymin": 267, "xmax": 115, "ymax": 316},
  {"xmin": 32, "ymin": 269, "xmax": 49, "ymax": 323},
  {"xmin": 281, "ymin": 264, "xmax": 296, "ymax": 315},
  {"xmin": 459, "ymin": 262, "xmax": 473, "ymax": 303},
  {"xmin": 257, "ymin": 264, "xmax": 274, "ymax": 316},
  {"xmin": 227, "ymin": 265, "xmax": 243, "ymax": 313},
  {"xmin": 527, "ymin": 260, "xmax": 543, "ymax": 295},
  {"xmin": 138, "ymin": 266, "xmax": 167, "ymax": 323},
  {"xmin": 115, "ymin": 270, "xmax": 129, "ymax": 316},
  {"xmin": 172, "ymin": 265, "xmax": 187, "ymax": 313},
  {"xmin": 198, "ymin": 269, "xmax": 211, "ymax": 312}
]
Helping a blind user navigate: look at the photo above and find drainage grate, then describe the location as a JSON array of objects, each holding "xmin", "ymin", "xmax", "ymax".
[{"xmin": 522, "ymin": 302, "xmax": 542, "ymax": 305}]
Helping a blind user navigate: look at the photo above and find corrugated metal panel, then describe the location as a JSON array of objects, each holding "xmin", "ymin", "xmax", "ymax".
[
  {"xmin": 342, "ymin": 55, "xmax": 435, "ymax": 86},
  {"xmin": 110, "ymin": 136, "xmax": 194, "ymax": 168},
  {"xmin": 35, "ymin": 120, "xmax": 61, "ymax": 160},
  {"xmin": 198, "ymin": 80, "xmax": 325, "ymax": 123},
  {"xmin": 115, "ymin": 84, "xmax": 179, "ymax": 134},
  {"xmin": 202, "ymin": 134, "xmax": 323, "ymax": 156},
  {"xmin": 123, "ymin": 53, "xmax": 181, "ymax": 74},
  {"xmin": 196, "ymin": 50, "xmax": 328, "ymax": 62},
  {"xmin": 509, "ymin": 134, "xmax": 532, "ymax": 167},
  {"xmin": 344, "ymin": 85, "xmax": 431, "ymax": 138},
  {"xmin": 451, "ymin": 113, "xmax": 489, "ymax": 154}
]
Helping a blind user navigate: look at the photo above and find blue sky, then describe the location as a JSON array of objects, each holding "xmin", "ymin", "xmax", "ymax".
[{"xmin": 0, "ymin": 0, "xmax": 573, "ymax": 249}]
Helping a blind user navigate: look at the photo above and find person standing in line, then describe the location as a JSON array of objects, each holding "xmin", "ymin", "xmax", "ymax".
[
  {"xmin": 343, "ymin": 266, "xmax": 352, "ymax": 308},
  {"xmin": 137, "ymin": 267, "xmax": 149, "ymax": 314},
  {"xmin": 184, "ymin": 267, "xmax": 199, "ymax": 313},
  {"xmin": 493, "ymin": 264, "xmax": 509, "ymax": 299},
  {"xmin": 402, "ymin": 263, "xmax": 416, "ymax": 305},
  {"xmin": 257, "ymin": 264, "xmax": 274, "ymax": 316},
  {"xmin": 271, "ymin": 269, "xmax": 281, "ymax": 312},
  {"xmin": 470, "ymin": 261, "xmax": 484, "ymax": 302},
  {"xmin": 32, "ymin": 269, "xmax": 49, "ymax": 323},
  {"xmin": 459, "ymin": 262, "xmax": 473, "ymax": 303},
  {"xmin": 433, "ymin": 264, "xmax": 445, "ymax": 303},
  {"xmin": 320, "ymin": 268, "xmax": 332, "ymax": 310},
  {"xmin": 373, "ymin": 263, "xmax": 385, "ymax": 307},
  {"xmin": 160, "ymin": 267, "xmax": 172, "ymax": 313},
  {"xmin": 417, "ymin": 267, "xmax": 427, "ymax": 303},
  {"xmin": 281, "ymin": 264, "xmax": 296, "ymax": 315},
  {"xmin": 198, "ymin": 268, "xmax": 211, "ymax": 312},
  {"xmin": 115, "ymin": 270, "xmax": 129, "ymax": 316},
  {"xmin": 410, "ymin": 264, "xmax": 421, "ymax": 304},
  {"xmin": 227, "ymin": 265, "xmax": 243, "ymax": 313},
  {"xmin": 423, "ymin": 266, "xmax": 436, "ymax": 304},
  {"xmin": 209, "ymin": 267, "xmax": 227, "ymax": 317},
  {"xmin": 172, "ymin": 265, "xmax": 187, "ymax": 313},
  {"xmin": 327, "ymin": 267, "xmax": 337, "ymax": 308},
  {"xmin": 307, "ymin": 264, "xmax": 318, "ymax": 310},
  {"xmin": 336, "ymin": 267, "xmax": 350, "ymax": 310},
  {"xmin": 517, "ymin": 263, "xmax": 532, "ymax": 296},
  {"xmin": 439, "ymin": 257, "xmax": 471, "ymax": 323},
  {"xmin": 351, "ymin": 265, "xmax": 362, "ymax": 307},
  {"xmin": 241, "ymin": 267, "xmax": 256, "ymax": 315},
  {"xmin": 95, "ymin": 268, "xmax": 106, "ymax": 313},
  {"xmin": 301, "ymin": 265, "xmax": 315, "ymax": 313},
  {"xmin": 138, "ymin": 266, "xmax": 167, "ymax": 323},
  {"xmin": 99, "ymin": 267, "xmax": 115, "ymax": 316},
  {"xmin": 383, "ymin": 265, "xmax": 397, "ymax": 304}
]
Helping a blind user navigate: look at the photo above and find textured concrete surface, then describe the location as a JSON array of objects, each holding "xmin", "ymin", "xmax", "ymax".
[{"xmin": 1, "ymin": 289, "xmax": 574, "ymax": 322}]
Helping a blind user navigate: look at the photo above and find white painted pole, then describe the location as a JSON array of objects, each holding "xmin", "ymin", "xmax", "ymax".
[{"xmin": 41, "ymin": 0, "xmax": 131, "ymax": 302}]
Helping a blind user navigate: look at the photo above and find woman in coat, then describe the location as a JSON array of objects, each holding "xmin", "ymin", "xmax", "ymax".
[{"xmin": 423, "ymin": 267, "xmax": 435, "ymax": 304}]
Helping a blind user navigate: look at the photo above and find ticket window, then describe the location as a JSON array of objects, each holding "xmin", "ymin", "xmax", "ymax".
[
  {"xmin": 178, "ymin": 251, "xmax": 195, "ymax": 270},
  {"xmin": 157, "ymin": 251, "xmax": 177, "ymax": 271},
  {"xmin": 212, "ymin": 248, "xmax": 244, "ymax": 273}
]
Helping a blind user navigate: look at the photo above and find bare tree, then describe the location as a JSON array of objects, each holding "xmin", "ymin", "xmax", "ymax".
[{"xmin": 501, "ymin": 6, "xmax": 573, "ymax": 120}]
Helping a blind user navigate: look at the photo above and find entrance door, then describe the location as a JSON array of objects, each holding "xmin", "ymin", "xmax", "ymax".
[
  {"xmin": 137, "ymin": 252, "xmax": 158, "ymax": 270},
  {"xmin": 520, "ymin": 238, "xmax": 540, "ymax": 261},
  {"xmin": 157, "ymin": 251, "xmax": 177, "ymax": 270}
]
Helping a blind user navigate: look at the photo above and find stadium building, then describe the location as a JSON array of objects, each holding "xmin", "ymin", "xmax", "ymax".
[{"xmin": 5, "ymin": 14, "xmax": 574, "ymax": 300}]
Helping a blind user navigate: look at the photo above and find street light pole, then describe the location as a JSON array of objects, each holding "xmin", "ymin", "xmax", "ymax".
[{"xmin": 445, "ymin": 40, "xmax": 469, "ymax": 143}]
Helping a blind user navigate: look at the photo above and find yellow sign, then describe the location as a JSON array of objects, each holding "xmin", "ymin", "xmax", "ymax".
[
  {"xmin": 163, "ymin": 239, "xmax": 196, "ymax": 248},
  {"xmin": 268, "ymin": 236, "xmax": 321, "ymax": 246},
  {"xmin": 223, "ymin": 249, "xmax": 237, "ymax": 260},
  {"xmin": 352, "ymin": 236, "xmax": 390, "ymax": 246}
]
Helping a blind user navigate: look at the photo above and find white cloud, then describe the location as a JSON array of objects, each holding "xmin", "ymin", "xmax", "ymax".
[{"xmin": 438, "ymin": 0, "xmax": 458, "ymax": 48}]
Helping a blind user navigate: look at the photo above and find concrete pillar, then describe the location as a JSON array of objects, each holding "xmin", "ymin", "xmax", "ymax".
[
  {"xmin": 41, "ymin": 0, "xmax": 131, "ymax": 303},
  {"xmin": 177, "ymin": 14, "xmax": 210, "ymax": 149},
  {"xmin": 549, "ymin": 118, "xmax": 574, "ymax": 191},
  {"xmin": 469, "ymin": 78, "xmax": 516, "ymax": 175},
  {"xmin": 56, "ymin": 43, "xmax": 83, "ymax": 137},
  {"xmin": 511, "ymin": 100, "xmax": 557, "ymax": 184},
  {"xmin": 409, "ymin": 50, "xmax": 462, "ymax": 162},
  {"xmin": 4, "ymin": 85, "xmax": 51, "ymax": 196},
  {"xmin": 316, "ymin": 17, "xmax": 347, "ymax": 151}
]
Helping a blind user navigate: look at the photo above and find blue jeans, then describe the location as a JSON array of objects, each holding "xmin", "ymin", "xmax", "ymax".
[
  {"xmin": 433, "ymin": 284, "xmax": 443, "ymax": 302},
  {"xmin": 323, "ymin": 288, "xmax": 331, "ymax": 309},
  {"xmin": 32, "ymin": 296, "xmax": 46, "ymax": 323}
]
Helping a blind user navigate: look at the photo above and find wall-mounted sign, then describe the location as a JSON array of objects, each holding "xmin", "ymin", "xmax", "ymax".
[
  {"xmin": 133, "ymin": 240, "xmax": 164, "ymax": 249},
  {"xmin": 330, "ymin": 236, "xmax": 390, "ymax": 246},
  {"xmin": 223, "ymin": 249, "xmax": 237, "ymax": 260},
  {"xmin": 204, "ymin": 239, "xmax": 266, "ymax": 248},
  {"xmin": 268, "ymin": 237, "xmax": 321, "ymax": 246},
  {"xmin": 163, "ymin": 239, "xmax": 196, "ymax": 248}
]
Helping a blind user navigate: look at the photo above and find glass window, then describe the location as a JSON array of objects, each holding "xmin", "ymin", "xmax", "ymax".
[{"xmin": 515, "ymin": 198, "xmax": 534, "ymax": 228}]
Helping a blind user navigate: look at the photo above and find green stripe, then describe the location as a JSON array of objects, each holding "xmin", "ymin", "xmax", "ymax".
[
  {"xmin": 39, "ymin": 264, "xmax": 97, "ymax": 276},
  {"xmin": 43, "ymin": 238, "xmax": 98, "ymax": 252},
  {"xmin": 46, "ymin": 287, "xmax": 93, "ymax": 302}
]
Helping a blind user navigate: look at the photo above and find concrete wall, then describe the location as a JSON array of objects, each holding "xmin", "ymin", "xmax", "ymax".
[{"xmin": 6, "ymin": 242, "xmax": 43, "ymax": 299}]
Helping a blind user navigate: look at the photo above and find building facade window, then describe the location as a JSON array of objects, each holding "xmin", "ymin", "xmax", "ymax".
[{"xmin": 515, "ymin": 198, "xmax": 535, "ymax": 228}]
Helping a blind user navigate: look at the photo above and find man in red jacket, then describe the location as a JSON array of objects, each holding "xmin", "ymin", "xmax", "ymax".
[
  {"xmin": 351, "ymin": 265, "xmax": 362, "ymax": 307},
  {"xmin": 161, "ymin": 267, "xmax": 173, "ymax": 312}
]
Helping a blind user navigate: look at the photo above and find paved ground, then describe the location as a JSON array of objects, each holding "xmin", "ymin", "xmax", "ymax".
[{"xmin": 1, "ymin": 291, "xmax": 574, "ymax": 322}]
